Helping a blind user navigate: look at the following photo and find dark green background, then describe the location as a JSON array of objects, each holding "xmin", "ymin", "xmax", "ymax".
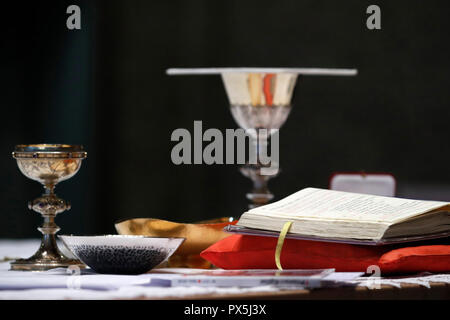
[{"xmin": 1, "ymin": 1, "xmax": 450, "ymax": 237}]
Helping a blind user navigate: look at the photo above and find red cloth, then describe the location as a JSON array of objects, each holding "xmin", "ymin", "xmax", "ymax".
[
  {"xmin": 200, "ymin": 234, "xmax": 450, "ymax": 274},
  {"xmin": 379, "ymin": 245, "xmax": 450, "ymax": 274}
]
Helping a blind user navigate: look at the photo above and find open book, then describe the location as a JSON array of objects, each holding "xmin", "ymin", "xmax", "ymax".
[{"xmin": 227, "ymin": 188, "xmax": 450, "ymax": 245}]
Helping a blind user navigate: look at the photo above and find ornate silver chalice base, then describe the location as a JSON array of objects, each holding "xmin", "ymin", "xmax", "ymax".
[
  {"xmin": 167, "ymin": 68, "xmax": 357, "ymax": 208},
  {"xmin": 11, "ymin": 144, "xmax": 87, "ymax": 271}
]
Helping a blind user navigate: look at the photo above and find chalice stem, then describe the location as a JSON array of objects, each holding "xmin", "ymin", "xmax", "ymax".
[
  {"xmin": 28, "ymin": 187, "xmax": 67, "ymax": 261},
  {"xmin": 37, "ymin": 213, "xmax": 59, "ymax": 252},
  {"xmin": 44, "ymin": 183, "xmax": 55, "ymax": 195},
  {"xmin": 32, "ymin": 230, "xmax": 62, "ymax": 261},
  {"xmin": 240, "ymin": 132, "xmax": 276, "ymax": 209}
]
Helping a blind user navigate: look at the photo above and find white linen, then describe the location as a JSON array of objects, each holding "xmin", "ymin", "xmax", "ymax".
[{"xmin": 0, "ymin": 239, "xmax": 448, "ymax": 299}]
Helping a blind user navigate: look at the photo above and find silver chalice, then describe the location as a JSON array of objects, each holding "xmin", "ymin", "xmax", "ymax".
[
  {"xmin": 167, "ymin": 68, "xmax": 357, "ymax": 208},
  {"xmin": 11, "ymin": 144, "xmax": 87, "ymax": 271}
]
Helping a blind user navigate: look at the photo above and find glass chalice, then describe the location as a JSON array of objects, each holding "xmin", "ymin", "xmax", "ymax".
[{"xmin": 167, "ymin": 68, "xmax": 357, "ymax": 208}]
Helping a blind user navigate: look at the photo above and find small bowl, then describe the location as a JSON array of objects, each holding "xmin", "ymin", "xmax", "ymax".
[{"xmin": 59, "ymin": 235, "xmax": 185, "ymax": 274}]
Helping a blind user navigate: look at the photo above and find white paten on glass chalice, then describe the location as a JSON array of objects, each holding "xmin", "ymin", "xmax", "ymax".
[
  {"xmin": 11, "ymin": 144, "xmax": 87, "ymax": 271},
  {"xmin": 167, "ymin": 68, "xmax": 357, "ymax": 208}
]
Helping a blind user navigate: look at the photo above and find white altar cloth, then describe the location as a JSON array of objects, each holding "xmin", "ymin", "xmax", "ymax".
[{"xmin": 0, "ymin": 239, "xmax": 449, "ymax": 300}]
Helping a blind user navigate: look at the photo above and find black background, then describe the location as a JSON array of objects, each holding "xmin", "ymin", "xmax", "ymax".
[{"xmin": 1, "ymin": 0, "xmax": 450, "ymax": 238}]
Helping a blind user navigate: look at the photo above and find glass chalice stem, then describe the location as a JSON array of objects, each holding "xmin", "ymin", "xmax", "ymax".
[{"xmin": 240, "ymin": 130, "xmax": 277, "ymax": 208}]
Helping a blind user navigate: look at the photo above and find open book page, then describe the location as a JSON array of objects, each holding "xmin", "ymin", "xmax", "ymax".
[{"xmin": 247, "ymin": 188, "xmax": 448, "ymax": 224}]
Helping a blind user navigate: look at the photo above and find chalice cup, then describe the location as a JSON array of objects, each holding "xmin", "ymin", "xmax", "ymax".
[
  {"xmin": 167, "ymin": 68, "xmax": 357, "ymax": 208},
  {"xmin": 11, "ymin": 144, "xmax": 87, "ymax": 271}
]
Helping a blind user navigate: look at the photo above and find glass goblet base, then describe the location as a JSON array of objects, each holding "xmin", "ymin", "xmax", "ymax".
[{"xmin": 240, "ymin": 163, "xmax": 279, "ymax": 209}]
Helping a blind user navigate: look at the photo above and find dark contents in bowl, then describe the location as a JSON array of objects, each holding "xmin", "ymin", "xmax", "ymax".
[{"xmin": 72, "ymin": 244, "xmax": 168, "ymax": 274}]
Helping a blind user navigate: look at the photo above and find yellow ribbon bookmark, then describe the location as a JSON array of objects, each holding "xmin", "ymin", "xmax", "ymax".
[{"xmin": 275, "ymin": 221, "xmax": 293, "ymax": 271}]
